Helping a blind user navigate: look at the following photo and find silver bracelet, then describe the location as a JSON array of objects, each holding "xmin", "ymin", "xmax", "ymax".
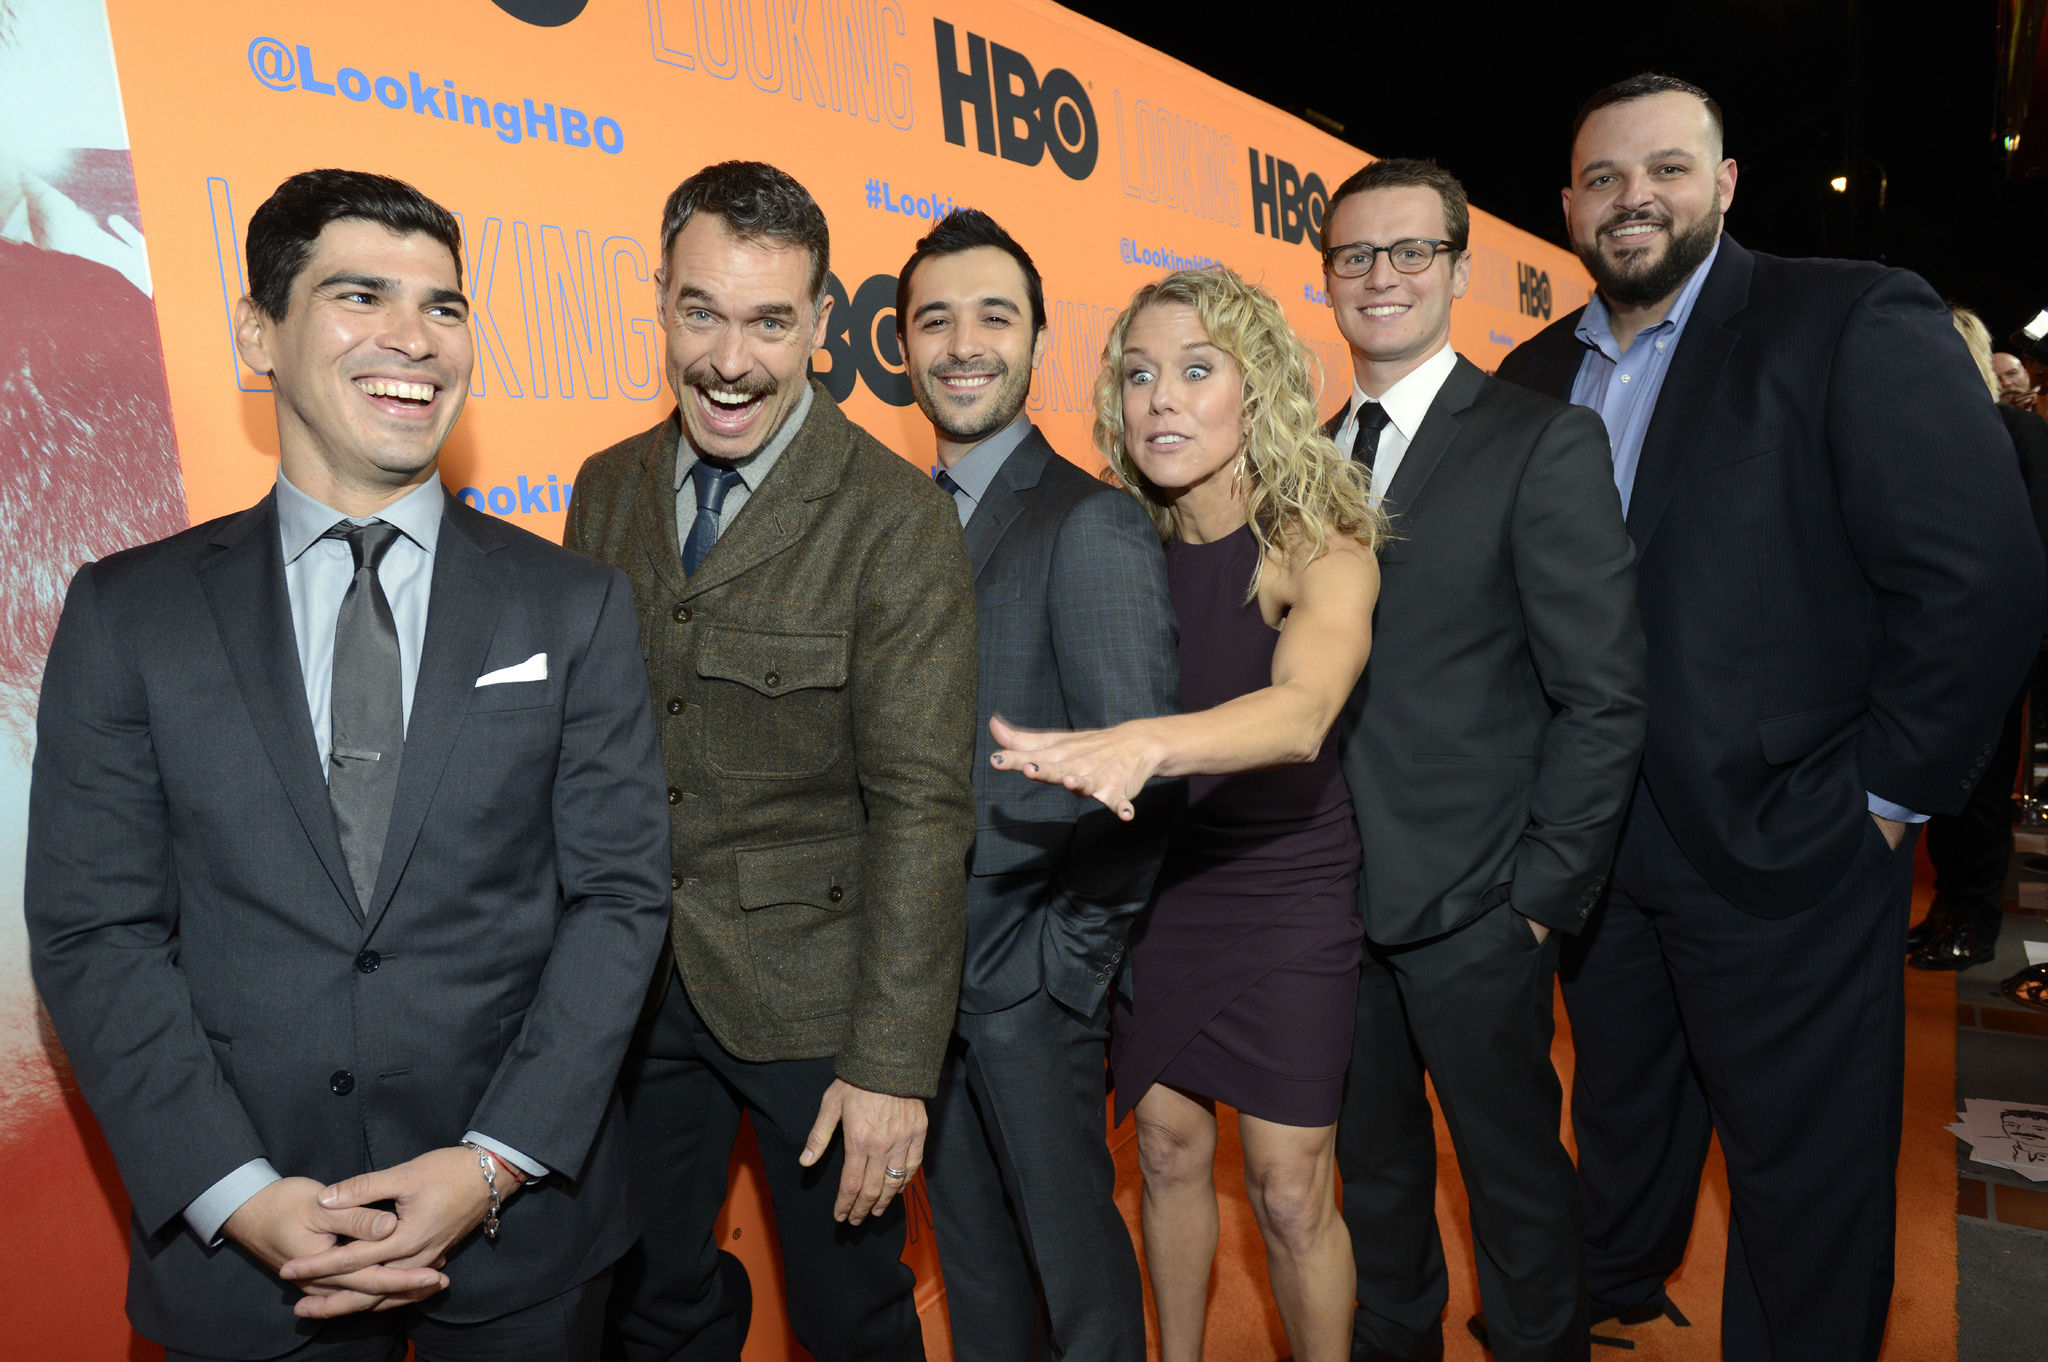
[{"xmin": 460, "ymin": 1140, "xmax": 501, "ymax": 1242}]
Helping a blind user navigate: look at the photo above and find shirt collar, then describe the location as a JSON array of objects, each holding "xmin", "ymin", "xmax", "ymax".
[
  {"xmin": 676, "ymin": 381, "xmax": 816, "ymax": 493},
  {"xmin": 276, "ymin": 466, "xmax": 445, "ymax": 565},
  {"xmin": 941, "ymin": 414, "xmax": 1034, "ymax": 504},
  {"xmin": 1576, "ymin": 234, "xmax": 1724, "ymax": 357},
  {"xmin": 1350, "ymin": 341, "xmax": 1458, "ymax": 443}
]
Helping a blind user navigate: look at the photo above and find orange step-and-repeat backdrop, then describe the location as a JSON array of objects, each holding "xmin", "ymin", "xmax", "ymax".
[{"xmin": 0, "ymin": 1, "xmax": 1590, "ymax": 1357}]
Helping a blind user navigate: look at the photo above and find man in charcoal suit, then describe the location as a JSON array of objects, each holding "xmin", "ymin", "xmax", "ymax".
[
  {"xmin": 1496, "ymin": 75, "xmax": 2042, "ymax": 1358},
  {"xmin": 1322, "ymin": 158, "xmax": 1648, "ymax": 1362},
  {"xmin": 898, "ymin": 210, "xmax": 1180, "ymax": 1362},
  {"xmin": 26, "ymin": 169, "xmax": 673, "ymax": 1361}
]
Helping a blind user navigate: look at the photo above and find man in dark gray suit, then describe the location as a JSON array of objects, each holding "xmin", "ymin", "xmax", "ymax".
[
  {"xmin": 899, "ymin": 210, "xmax": 1179, "ymax": 1362},
  {"xmin": 25, "ymin": 169, "xmax": 672, "ymax": 1361},
  {"xmin": 1321, "ymin": 160, "xmax": 1647, "ymax": 1362}
]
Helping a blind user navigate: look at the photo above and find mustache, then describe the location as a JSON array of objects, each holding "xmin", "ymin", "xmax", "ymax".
[
  {"xmin": 681, "ymin": 361, "xmax": 776, "ymax": 397},
  {"xmin": 927, "ymin": 358, "xmax": 1008, "ymax": 378}
]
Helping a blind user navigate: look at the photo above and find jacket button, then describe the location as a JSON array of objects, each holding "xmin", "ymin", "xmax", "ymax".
[
  {"xmin": 765, "ymin": 670, "xmax": 781, "ymax": 688},
  {"xmin": 1961, "ymin": 779, "xmax": 1973, "ymax": 790},
  {"xmin": 669, "ymin": 786, "xmax": 682, "ymax": 805},
  {"xmin": 828, "ymin": 886, "xmax": 844, "ymax": 903},
  {"xmin": 673, "ymin": 604, "xmax": 692, "ymax": 624},
  {"xmin": 667, "ymin": 696, "xmax": 686, "ymax": 715},
  {"xmin": 671, "ymin": 874, "xmax": 682, "ymax": 891},
  {"xmin": 330, "ymin": 1070, "xmax": 355, "ymax": 1096},
  {"xmin": 355, "ymin": 950, "xmax": 380, "ymax": 974}
]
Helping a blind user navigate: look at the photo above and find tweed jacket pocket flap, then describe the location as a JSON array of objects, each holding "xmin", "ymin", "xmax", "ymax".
[
  {"xmin": 735, "ymin": 835, "xmax": 862, "ymax": 912},
  {"xmin": 696, "ymin": 625, "xmax": 849, "ymax": 697}
]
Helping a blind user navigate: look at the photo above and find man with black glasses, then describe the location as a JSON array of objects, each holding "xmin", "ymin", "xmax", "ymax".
[{"xmin": 1321, "ymin": 158, "xmax": 1647, "ymax": 1362}]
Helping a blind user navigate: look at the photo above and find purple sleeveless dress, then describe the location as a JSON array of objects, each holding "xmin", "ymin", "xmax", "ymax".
[{"xmin": 1110, "ymin": 524, "xmax": 1363, "ymax": 1128}]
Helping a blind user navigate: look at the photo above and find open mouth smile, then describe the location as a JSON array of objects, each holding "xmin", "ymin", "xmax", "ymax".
[
  {"xmin": 694, "ymin": 384, "xmax": 770, "ymax": 435},
  {"xmin": 354, "ymin": 376, "xmax": 441, "ymax": 416}
]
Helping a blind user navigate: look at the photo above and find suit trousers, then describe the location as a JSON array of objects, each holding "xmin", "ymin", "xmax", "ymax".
[
  {"xmin": 1925, "ymin": 679, "xmax": 2027, "ymax": 932},
  {"xmin": 163, "ymin": 1270, "xmax": 610, "ymax": 1362},
  {"xmin": 1561, "ymin": 782, "xmax": 1914, "ymax": 1362},
  {"xmin": 1337, "ymin": 902, "xmax": 1586, "ymax": 1362},
  {"xmin": 921, "ymin": 988, "xmax": 1145, "ymax": 1362},
  {"xmin": 605, "ymin": 973, "xmax": 923, "ymax": 1362}
]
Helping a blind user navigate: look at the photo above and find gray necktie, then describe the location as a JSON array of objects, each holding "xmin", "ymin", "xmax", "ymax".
[
  {"xmin": 1351, "ymin": 402, "xmax": 1392, "ymax": 473},
  {"xmin": 683, "ymin": 462, "xmax": 743, "ymax": 576},
  {"xmin": 325, "ymin": 521, "xmax": 405, "ymax": 909}
]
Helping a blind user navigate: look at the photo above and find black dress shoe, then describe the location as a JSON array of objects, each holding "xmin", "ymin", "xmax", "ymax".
[
  {"xmin": 1905, "ymin": 898, "xmax": 1958, "ymax": 953},
  {"xmin": 1909, "ymin": 915, "xmax": 2000, "ymax": 971}
]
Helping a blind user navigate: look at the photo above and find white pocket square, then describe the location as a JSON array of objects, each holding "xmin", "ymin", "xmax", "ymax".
[{"xmin": 475, "ymin": 653, "xmax": 547, "ymax": 687}]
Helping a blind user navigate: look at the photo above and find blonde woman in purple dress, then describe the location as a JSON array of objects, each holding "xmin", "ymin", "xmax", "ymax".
[{"xmin": 992, "ymin": 266, "xmax": 1385, "ymax": 1362}]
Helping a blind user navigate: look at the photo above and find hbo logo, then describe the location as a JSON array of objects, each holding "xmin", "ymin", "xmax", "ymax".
[{"xmin": 934, "ymin": 20, "xmax": 1097, "ymax": 181}]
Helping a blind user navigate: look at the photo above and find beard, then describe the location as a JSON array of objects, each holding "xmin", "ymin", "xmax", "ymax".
[
  {"xmin": 917, "ymin": 357, "xmax": 1033, "ymax": 444},
  {"xmin": 1578, "ymin": 195, "xmax": 1722, "ymax": 308}
]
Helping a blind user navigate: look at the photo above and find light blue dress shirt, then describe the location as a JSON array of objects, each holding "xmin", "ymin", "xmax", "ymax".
[
  {"xmin": 935, "ymin": 414, "xmax": 1035, "ymax": 526},
  {"xmin": 182, "ymin": 471, "xmax": 546, "ymax": 1247},
  {"xmin": 1564, "ymin": 238, "xmax": 1922, "ymax": 826}
]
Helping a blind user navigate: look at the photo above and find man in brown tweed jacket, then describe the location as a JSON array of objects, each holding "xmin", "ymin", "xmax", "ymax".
[{"xmin": 564, "ymin": 161, "xmax": 975, "ymax": 1362}]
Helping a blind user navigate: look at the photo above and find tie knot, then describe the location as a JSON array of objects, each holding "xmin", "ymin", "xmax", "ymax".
[
  {"xmin": 325, "ymin": 520, "xmax": 404, "ymax": 572},
  {"xmin": 1356, "ymin": 402, "xmax": 1392, "ymax": 434},
  {"xmin": 690, "ymin": 461, "xmax": 744, "ymax": 513},
  {"xmin": 933, "ymin": 467, "xmax": 964, "ymax": 497}
]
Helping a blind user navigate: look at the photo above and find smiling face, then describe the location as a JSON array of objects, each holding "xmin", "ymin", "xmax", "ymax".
[
  {"xmin": 658, "ymin": 214, "xmax": 831, "ymax": 461},
  {"xmin": 1120, "ymin": 302, "xmax": 1245, "ymax": 532},
  {"xmin": 234, "ymin": 218, "xmax": 472, "ymax": 510},
  {"xmin": 1566, "ymin": 90, "xmax": 1736, "ymax": 310},
  {"xmin": 903, "ymin": 245, "xmax": 1047, "ymax": 463},
  {"xmin": 1323, "ymin": 185, "xmax": 1469, "ymax": 394}
]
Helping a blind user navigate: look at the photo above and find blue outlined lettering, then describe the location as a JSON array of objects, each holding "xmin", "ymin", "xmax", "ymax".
[{"xmin": 248, "ymin": 39, "xmax": 624, "ymax": 155}]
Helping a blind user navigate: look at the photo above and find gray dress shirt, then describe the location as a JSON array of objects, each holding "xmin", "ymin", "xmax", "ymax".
[
  {"xmin": 183, "ymin": 470, "xmax": 544, "ymax": 1245},
  {"xmin": 675, "ymin": 381, "xmax": 815, "ymax": 549},
  {"xmin": 935, "ymin": 415, "xmax": 1034, "ymax": 527}
]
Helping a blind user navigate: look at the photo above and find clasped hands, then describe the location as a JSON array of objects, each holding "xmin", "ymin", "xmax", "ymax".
[{"xmin": 223, "ymin": 1145, "xmax": 509, "ymax": 1318}]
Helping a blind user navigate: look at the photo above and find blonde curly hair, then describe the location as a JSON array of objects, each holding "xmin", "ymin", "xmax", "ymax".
[{"xmin": 1093, "ymin": 267, "xmax": 1385, "ymax": 594}]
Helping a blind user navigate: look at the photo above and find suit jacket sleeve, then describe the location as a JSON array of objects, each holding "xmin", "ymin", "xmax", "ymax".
[
  {"xmin": 838, "ymin": 486, "xmax": 978, "ymax": 1098},
  {"xmin": 1039, "ymin": 491, "xmax": 1182, "ymax": 1015},
  {"xmin": 1508, "ymin": 402, "xmax": 1650, "ymax": 933},
  {"xmin": 1997, "ymin": 404, "xmax": 2048, "ymax": 566},
  {"xmin": 26, "ymin": 564, "xmax": 270, "ymax": 1235},
  {"xmin": 462, "ymin": 565, "xmax": 672, "ymax": 1177},
  {"xmin": 1829, "ymin": 272, "xmax": 2046, "ymax": 814}
]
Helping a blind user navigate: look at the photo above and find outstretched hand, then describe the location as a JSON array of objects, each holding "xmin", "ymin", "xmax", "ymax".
[{"xmin": 988, "ymin": 714, "xmax": 1165, "ymax": 821}]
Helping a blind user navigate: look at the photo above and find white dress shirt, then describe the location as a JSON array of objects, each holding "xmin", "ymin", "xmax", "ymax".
[{"xmin": 1332, "ymin": 341, "xmax": 1459, "ymax": 502}]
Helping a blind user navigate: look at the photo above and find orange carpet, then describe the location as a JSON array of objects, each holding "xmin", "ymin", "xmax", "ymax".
[{"xmin": 901, "ymin": 851, "xmax": 1959, "ymax": 1362}]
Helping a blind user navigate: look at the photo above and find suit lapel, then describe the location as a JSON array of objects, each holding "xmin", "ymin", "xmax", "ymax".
[
  {"xmin": 630, "ymin": 410, "xmax": 688, "ymax": 600},
  {"xmin": 680, "ymin": 382, "xmax": 845, "ymax": 601},
  {"xmin": 198, "ymin": 494, "xmax": 362, "ymax": 922},
  {"xmin": 1624, "ymin": 239, "xmax": 1753, "ymax": 554},
  {"xmin": 1380, "ymin": 357, "xmax": 1486, "ymax": 517},
  {"xmin": 360, "ymin": 500, "xmax": 511, "ymax": 938},
  {"xmin": 965, "ymin": 430, "xmax": 1053, "ymax": 579}
]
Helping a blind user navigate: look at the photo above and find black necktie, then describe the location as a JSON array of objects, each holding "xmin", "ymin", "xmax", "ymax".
[
  {"xmin": 934, "ymin": 468, "xmax": 964, "ymax": 497},
  {"xmin": 1350, "ymin": 402, "xmax": 1393, "ymax": 473},
  {"xmin": 684, "ymin": 462, "xmax": 743, "ymax": 576},
  {"xmin": 325, "ymin": 521, "xmax": 405, "ymax": 909}
]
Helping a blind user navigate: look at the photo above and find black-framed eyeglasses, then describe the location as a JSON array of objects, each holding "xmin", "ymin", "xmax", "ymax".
[{"xmin": 1322, "ymin": 238, "xmax": 1463, "ymax": 278}]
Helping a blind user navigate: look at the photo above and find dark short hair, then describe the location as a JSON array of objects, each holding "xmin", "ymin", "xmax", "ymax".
[
  {"xmin": 1572, "ymin": 73, "xmax": 1726, "ymax": 161},
  {"xmin": 894, "ymin": 209, "xmax": 1045, "ymax": 339},
  {"xmin": 659, "ymin": 161, "xmax": 830, "ymax": 302},
  {"xmin": 1321, "ymin": 158, "xmax": 1469, "ymax": 252},
  {"xmin": 246, "ymin": 169, "xmax": 462, "ymax": 319}
]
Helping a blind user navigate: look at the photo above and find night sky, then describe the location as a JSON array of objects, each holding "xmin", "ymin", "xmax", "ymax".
[{"xmin": 1065, "ymin": 0, "xmax": 2048, "ymax": 345}]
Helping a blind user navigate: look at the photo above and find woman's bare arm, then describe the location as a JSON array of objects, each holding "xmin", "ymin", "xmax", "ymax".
[{"xmin": 991, "ymin": 537, "xmax": 1379, "ymax": 819}]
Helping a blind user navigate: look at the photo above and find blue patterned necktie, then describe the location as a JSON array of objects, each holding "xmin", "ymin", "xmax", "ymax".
[
  {"xmin": 683, "ymin": 462, "xmax": 743, "ymax": 576},
  {"xmin": 933, "ymin": 467, "xmax": 964, "ymax": 497}
]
